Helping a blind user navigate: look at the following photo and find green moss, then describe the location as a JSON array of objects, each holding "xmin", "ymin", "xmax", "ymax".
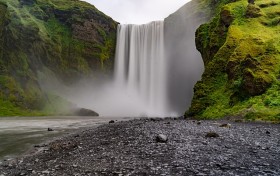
[
  {"xmin": 188, "ymin": 0, "xmax": 280, "ymax": 122},
  {"xmin": 0, "ymin": 0, "xmax": 117, "ymax": 116}
]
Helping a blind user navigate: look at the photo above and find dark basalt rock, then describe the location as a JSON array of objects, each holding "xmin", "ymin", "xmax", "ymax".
[
  {"xmin": 205, "ymin": 132, "xmax": 219, "ymax": 138},
  {"xmin": 219, "ymin": 123, "xmax": 231, "ymax": 128},
  {"xmin": 74, "ymin": 108, "xmax": 99, "ymax": 116},
  {"xmin": 109, "ymin": 120, "xmax": 115, "ymax": 124},
  {"xmin": 155, "ymin": 134, "xmax": 168, "ymax": 143}
]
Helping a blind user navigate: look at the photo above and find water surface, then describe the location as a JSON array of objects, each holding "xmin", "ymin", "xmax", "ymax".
[{"xmin": 0, "ymin": 116, "xmax": 130, "ymax": 161}]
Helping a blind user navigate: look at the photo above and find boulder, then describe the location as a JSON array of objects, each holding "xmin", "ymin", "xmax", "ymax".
[{"xmin": 74, "ymin": 108, "xmax": 99, "ymax": 116}]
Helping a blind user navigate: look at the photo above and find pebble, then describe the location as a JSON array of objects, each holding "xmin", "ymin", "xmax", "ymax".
[
  {"xmin": 155, "ymin": 134, "xmax": 168, "ymax": 143},
  {"xmin": 0, "ymin": 119, "xmax": 279, "ymax": 176},
  {"xmin": 205, "ymin": 132, "xmax": 219, "ymax": 138},
  {"xmin": 109, "ymin": 120, "xmax": 115, "ymax": 124},
  {"xmin": 42, "ymin": 170, "xmax": 50, "ymax": 174}
]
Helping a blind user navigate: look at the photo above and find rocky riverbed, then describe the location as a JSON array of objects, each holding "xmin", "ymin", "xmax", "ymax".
[{"xmin": 0, "ymin": 118, "xmax": 279, "ymax": 176}]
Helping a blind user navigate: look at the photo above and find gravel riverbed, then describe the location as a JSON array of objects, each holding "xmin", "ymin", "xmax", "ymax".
[{"xmin": 0, "ymin": 118, "xmax": 279, "ymax": 176}]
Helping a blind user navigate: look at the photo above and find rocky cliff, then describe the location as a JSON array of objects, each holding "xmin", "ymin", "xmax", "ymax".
[
  {"xmin": 188, "ymin": 0, "xmax": 280, "ymax": 121},
  {"xmin": 0, "ymin": 0, "xmax": 117, "ymax": 115}
]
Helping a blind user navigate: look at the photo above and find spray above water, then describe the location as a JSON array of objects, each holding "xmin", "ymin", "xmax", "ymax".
[
  {"xmin": 41, "ymin": 3, "xmax": 205, "ymax": 117},
  {"xmin": 114, "ymin": 21, "xmax": 169, "ymax": 117}
]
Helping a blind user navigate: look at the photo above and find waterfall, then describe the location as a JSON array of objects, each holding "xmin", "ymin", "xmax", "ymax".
[{"xmin": 114, "ymin": 21, "xmax": 169, "ymax": 116}]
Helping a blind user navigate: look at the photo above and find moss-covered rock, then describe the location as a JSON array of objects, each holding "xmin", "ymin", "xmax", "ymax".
[
  {"xmin": 187, "ymin": 0, "xmax": 280, "ymax": 121},
  {"xmin": 0, "ymin": 0, "xmax": 117, "ymax": 116}
]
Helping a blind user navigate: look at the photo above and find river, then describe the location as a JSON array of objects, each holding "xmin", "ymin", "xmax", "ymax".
[{"xmin": 0, "ymin": 116, "xmax": 131, "ymax": 161}]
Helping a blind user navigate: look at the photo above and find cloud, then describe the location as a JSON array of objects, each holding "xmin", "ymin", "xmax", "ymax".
[{"xmin": 82, "ymin": 0, "xmax": 191, "ymax": 24}]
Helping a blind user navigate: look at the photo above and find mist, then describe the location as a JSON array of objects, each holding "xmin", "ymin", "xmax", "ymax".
[
  {"xmin": 164, "ymin": 1, "xmax": 207, "ymax": 114},
  {"xmin": 38, "ymin": 1, "xmax": 207, "ymax": 117}
]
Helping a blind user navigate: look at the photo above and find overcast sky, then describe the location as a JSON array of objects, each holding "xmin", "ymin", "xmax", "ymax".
[{"xmin": 83, "ymin": 0, "xmax": 192, "ymax": 24}]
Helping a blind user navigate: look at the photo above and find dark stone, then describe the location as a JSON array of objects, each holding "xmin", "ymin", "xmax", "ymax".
[
  {"xmin": 197, "ymin": 121, "xmax": 202, "ymax": 125},
  {"xmin": 205, "ymin": 132, "xmax": 219, "ymax": 138},
  {"xmin": 47, "ymin": 128, "xmax": 54, "ymax": 131},
  {"xmin": 266, "ymin": 131, "xmax": 270, "ymax": 135},
  {"xmin": 34, "ymin": 144, "xmax": 47, "ymax": 148},
  {"xmin": 74, "ymin": 108, "xmax": 99, "ymax": 116},
  {"xmin": 109, "ymin": 120, "xmax": 115, "ymax": 124},
  {"xmin": 156, "ymin": 134, "xmax": 168, "ymax": 143}
]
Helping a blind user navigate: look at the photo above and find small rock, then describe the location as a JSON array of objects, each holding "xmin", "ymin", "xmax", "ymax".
[
  {"xmin": 205, "ymin": 132, "xmax": 219, "ymax": 138},
  {"xmin": 47, "ymin": 128, "xmax": 54, "ymax": 131},
  {"xmin": 219, "ymin": 123, "xmax": 231, "ymax": 128},
  {"xmin": 109, "ymin": 120, "xmax": 115, "ymax": 124},
  {"xmin": 266, "ymin": 131, "xmax": 270, "ymax": 135},
  {"xmin": 42, "ymin": 170, "xmax": 50, "ymax": 174},
  {"xmin": 197, "ymin": 121, "xmax": 202, "ymax": 125},
  {"xmin": 255, "ymin": 142, "xmax": 260, "ymax": 147},
  {"xmin": 156, "ymin": 134, "xmax": 168, "ymax": 143}
]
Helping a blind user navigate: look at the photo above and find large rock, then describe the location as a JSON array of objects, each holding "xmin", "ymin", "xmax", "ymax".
[{"xmin": 74, "ymin": 108, "xmax": 99, "ymax": 116}]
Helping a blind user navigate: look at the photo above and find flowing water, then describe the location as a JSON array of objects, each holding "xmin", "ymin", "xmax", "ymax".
[{"xmin": 0, "ymin": 116, "xmax": 130, "ymax": 161}]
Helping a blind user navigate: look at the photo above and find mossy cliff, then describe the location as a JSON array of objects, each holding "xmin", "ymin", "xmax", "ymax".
[
  {"xmin": 188, "ymin": 0, "xmax": 280, "ymax": 121},
  {"xmin": 0, "ymin": 0, "xmax": 117, "ymax": 116}
]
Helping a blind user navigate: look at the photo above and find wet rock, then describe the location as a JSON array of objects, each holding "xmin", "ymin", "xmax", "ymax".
[
  {"xmin": 205, "ymin": 132, "xmax": 219, "ymax": 138},
  {"xmin": 197, "ymin": 121, "xmax": 202, "ymax": 125},
  {"xmin": 109, "ymin": 120, "xmax": 115, "ymax": 124},
  {"xmin": 34, "ymin": 144, "xmax": 47, "ymax": 148},
  {"xmin": 74, "ymin": 108, "xmax": 99, "ymax": 116},
  {"xmin": 48, "ymin": 128, "xmax": 54, "ymax": 131},
  {"xmin": 266, "ymin": 131, "xmax": 270, "ymax": 135},
  {"xmin": 156, "ymin": 134, "xmax": 168, "ymax": 143}
]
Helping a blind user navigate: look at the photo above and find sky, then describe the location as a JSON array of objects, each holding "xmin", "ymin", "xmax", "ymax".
[{"xmin": 83, "ymin": 0, "xmax": 192, "ymax": 24}]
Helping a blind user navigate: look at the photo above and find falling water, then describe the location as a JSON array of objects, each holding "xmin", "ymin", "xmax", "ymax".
[
  {"xmin": 38, "ymin": 2, "xmax": 205, "ymax": 117},
  {"xmin": 114, "ymin": 21, "xmax": 169, "ymax": 116}
]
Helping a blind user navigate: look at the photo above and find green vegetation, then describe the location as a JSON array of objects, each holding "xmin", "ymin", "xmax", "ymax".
[
  {"xmin": 0, "ymin": 0, "xmax": 117, "ymax": 116},
  {"xmin": 188, "ymin": 0, "xmax": 280, "ymax": 122}
]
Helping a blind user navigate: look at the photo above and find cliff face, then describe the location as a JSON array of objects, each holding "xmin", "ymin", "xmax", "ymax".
[
  {"xmin": 0, "ymin": 0, "xmax": 117, "ymax": 115},
  {"xmin": 188, "ymin": 0, "xmax": 280, "ymax": 121},
  {"xmin": 164, "ymin": 0, "xmax": 210, "ymax": 114}
]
